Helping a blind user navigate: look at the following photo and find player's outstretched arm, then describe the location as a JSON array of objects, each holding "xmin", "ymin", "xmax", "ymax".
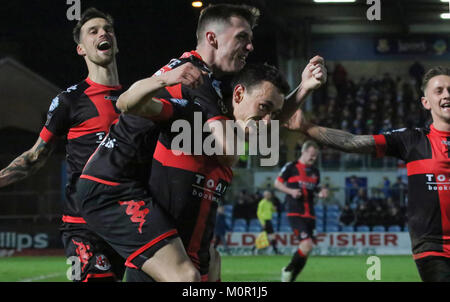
[
  {"xmin": 0, "ymin": 137, "xmax": 55, "ymax": 187},
  {"xmin": 116, "ymin": 62, "xmax": 204, "ymax": 118},
  {"xmin": 285, "ymin": 109, "xmax": 376, "ymax": 154},
  {"xmin": 278, "ymin": 55, "xmax": 327, "ymax": 124}
]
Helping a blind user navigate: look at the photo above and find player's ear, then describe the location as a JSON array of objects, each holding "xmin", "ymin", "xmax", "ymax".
[
  {"xmin": 421, "ymin": 96, "xmax": 431, "ymax": 110},
  {"xmin": 76, "ymin": 44, "xmax": 86, "ymax": 56},
  {"xmin": 233, "ymin": 84, "xmax": 245, "ymax": 105},
  {"xmin": 205, "ymin": 31, "xmax": 218, "ymax": 49}
]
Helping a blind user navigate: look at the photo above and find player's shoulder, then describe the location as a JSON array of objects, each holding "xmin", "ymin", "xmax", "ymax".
[
  {"xmin": 381, "ymin": 126, "xmax": 426, "ymax": 141},
  {"xmin": 54, "ymin": 80, "xmax": 89, "ymax": 104},
  {"xmin": 280, "ymin": 161, "xmax": 296, "ymax": 172}
]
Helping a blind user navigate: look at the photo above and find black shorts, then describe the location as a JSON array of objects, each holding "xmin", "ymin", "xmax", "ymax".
[
  {"xmin": 263, "ymin": 220, "xmax": 274, "ymax": 234},
  {"xmin": 415, "ymin": 256, "xmax": 450, "ymax": 282},
  {"xmin": 61, "ymin": 223, "xmax": 125, "ymax": 282},
  {"xmin": 172, "ymin": 199, "xmax": 218, "ymax": 278},
  {"xmin": 288, "ymin": 215, "xmax": 316, "ymax": 242},
  {"xmin": 76, "ymin": 178, "xmax": 178, "ymax": 270}
]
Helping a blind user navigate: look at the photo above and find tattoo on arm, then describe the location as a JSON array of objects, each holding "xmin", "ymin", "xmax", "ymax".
[
  {"xmin": 310, "ymin": 126, "xmax": 376, "ymax": 154},
  {"xmin": 0, "ymin": 138, "xmax": 54, "ymax": 187}
]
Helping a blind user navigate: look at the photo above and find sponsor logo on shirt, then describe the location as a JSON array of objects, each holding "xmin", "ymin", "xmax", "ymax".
[{"xmin": 426, "ymin": 174, "xmax": 450, "ymax": 191}]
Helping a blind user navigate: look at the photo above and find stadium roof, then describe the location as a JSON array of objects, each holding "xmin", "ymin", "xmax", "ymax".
[
  {"xmin": 265, "ymin": 0, "xmax": 450, "ymax": 34},
  {"xmin": 0, "ymin": 57, "xmax": 60, "ymax": 133}
]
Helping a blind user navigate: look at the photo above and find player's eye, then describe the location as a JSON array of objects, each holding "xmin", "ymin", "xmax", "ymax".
[{"xmin": 259, "ymin": 104, "xmax": 269, "ymax": 110}]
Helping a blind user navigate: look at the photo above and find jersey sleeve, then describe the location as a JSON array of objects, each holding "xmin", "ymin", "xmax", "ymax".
[
  {"xmin": 40, "ymin": 94, "xmax": 71, "ymax": 143},
  {"xmin": 372, "ymin": 128, "xmax": 419, "ymax": 161},
  {"xmin": 276, "ymin": 162, "xmax": 292, "ymax": 184}
]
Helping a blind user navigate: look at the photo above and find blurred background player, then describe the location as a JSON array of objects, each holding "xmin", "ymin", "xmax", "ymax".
[
  {"xmin": 275, "ymin": 140, "xmax": 327, "ymax": 282},
  {"xmin": 286, "ymin": 66, "xmax": 450, "ymax": 282},
  {"xmin": 0, "ymin": 8, "xmax": 125, "ymax": 281},
  {"xmin": 256, "ymin": 190, "xmax": 279, "ymax": 254}
]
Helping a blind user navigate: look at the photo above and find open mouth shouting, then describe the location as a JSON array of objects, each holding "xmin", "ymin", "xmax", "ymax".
[{"xmin": 97, "ymin": 40, "xmax": 112, "ymax": 52}]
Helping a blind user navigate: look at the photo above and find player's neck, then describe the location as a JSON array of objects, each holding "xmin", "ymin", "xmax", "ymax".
[
  {"xmin": 298, "ymin": 158, "xmax": 309, "ymax": 166},
  {"xmin": 195, "ymin": 46, "xmax": 226, "ymax": 79},
  {"xmin": 432, "ymin": 120, "xmax": 450, "ymax": 133},
  {"xmin": 86, "ymin": 60, "xmax": 120, "ymax": 87}
]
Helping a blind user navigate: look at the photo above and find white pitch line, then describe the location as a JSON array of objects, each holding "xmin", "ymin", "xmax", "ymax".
[{"xmin": 19, "ymin": 272, "xmax": 65, "ymax": 282}]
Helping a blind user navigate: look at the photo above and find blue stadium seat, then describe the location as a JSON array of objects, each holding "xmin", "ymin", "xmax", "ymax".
[
  {"xmin": 387, "ymin": 225, "xmax": 402, "ymax": 232},
  {"xmin": 314, "ymin": 205, "xmax": 324, "ymax": 212},
  {"xmin": 316, "ymin": 225, "xmax": 324, "ymax": 233},
  {"xmin": 248, "ymin": 225, "xmax": 262, "ymax": 232},
  {"xmin": 326, "ymin": 211, "xmax": 340, "ymax": 219},
  {"xmin": 224, "ymin": 204, "xmax": 233, "ymax": 213},
  {"xmin": 326, "ymin": 218, "xmax": 340, "ymax": 226},
  {"xmin": 225, "ymin": 217, "xmax": 232, "ymax": 229},
  {"xmin": 316, "ymin": 218, "xmax": 324, "ymax": 226},
  {"xmin": 232, "ymin": 225, "xmax": 247, "ymax": 232},
  {"xmin": 279, "ymin": 225, "xmax": 292, "ymax": 232},
  {"xmin": 315, "ymin": 211, "xmax": 324, "ymax": 219},
  {"xmin": 326, "ymin": 225, "xmax": 340, "ymax": 232},
  {"xmin": 372, "ymin": 225, "xmax": 386, "ymax": 232},
  {"xmin": 280, "ymin": 216, "xmax": 290, "ymax": 226},
  {"xmin": 249, "ymin": 219, "xmax": 260, "ymax": 227},
  {"xmin": 356, "ymin": 225, "xmax": 370, "ymax": 232},
  {"xmin": 403, "ymin": 225, "xmax": 409, "ymax": 232},
  {"xmin": 341, "ymin": 225, "xmax": 354, "ymax": 232},
  {"xmin": 326, "ymin": 205, "xmax": 340, "ymax": 212},
  {"xmin": 233, "ymin": 219, "xmax": 247, "ymax": 228}
]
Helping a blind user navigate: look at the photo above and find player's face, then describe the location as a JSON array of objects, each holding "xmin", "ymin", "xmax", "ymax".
[
  {"xmin": 232, "ymin": 80, "xmax": 284, "ymax": 132},
  {"xmin": 214, "ymin": 16, "xmax": 254, "ymax": 74},
  {"xmin": 301, "ymin": 146, "xmax": 319, "ymax": 166},
  {"xmin": 77, "ymin": 18, "xmax": 118, "ymax": 67},
  {"xmin": 422, "ymin": 75, "xmax": 450, "ymax": 124}
]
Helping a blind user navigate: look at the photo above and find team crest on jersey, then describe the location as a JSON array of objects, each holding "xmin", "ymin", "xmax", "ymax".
[{"xmin": 94, "ymin": 254, "xmax": 111, "ymax": 271}]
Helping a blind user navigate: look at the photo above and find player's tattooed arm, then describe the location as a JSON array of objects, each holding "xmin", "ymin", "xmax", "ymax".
[
  {"xmin": 306, "ymin": 126, "xmax": 376, "ymax": 154},
  {"xmin": 285, "ymin": 109, "xmax": 376, "ymax": 154},
  {"xmin": 0, "ymin": 137, "xmax": 55, "ymax": 187}
]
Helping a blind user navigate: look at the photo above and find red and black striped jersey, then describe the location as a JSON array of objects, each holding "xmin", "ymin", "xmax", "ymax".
[
  {"xmin": 80, "ymin": 99, "xmax": 189, "ymax": 186},
  {"xmin": 149, "ymin": 51, "xmax": 233, "ymax": 265},
  {"xmin": 80, "ymin": 51, "xmax": 217, "ymax": 188},
  {"xmin": 39, "ymin": 78, "xmax": 122, "ymax": 218},
  {"xmin": 374, "ymin": 124, "xmax": 450, "ymax": 260},
  {"xmin": 277, "ymin": 161, "xmax": 321, "ymax": 219}
]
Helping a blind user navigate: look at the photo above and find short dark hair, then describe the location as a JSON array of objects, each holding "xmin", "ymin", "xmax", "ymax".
[
  {"xmin": 231, "ymin": 63, "xmax": 290, "ymax": 96},
  {"xmin": 73, "ymin": 7, "xmax": 114, "ymax": 44},
  {"xmin": 196, "ymin": 4, "xmax": 260, "ymax": 42},
  {"xmin": 301, "ymin": 140, "xmax": 320, "ymax": 153},
  {"xmin": 421, "ymin": 66, "xmax": 450, "ymax": 93}
]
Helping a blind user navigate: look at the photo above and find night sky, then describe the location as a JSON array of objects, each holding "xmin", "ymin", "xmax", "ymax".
[{"xmin": 0, "ymin": 0, "xmax": 280, "ymax": 89}]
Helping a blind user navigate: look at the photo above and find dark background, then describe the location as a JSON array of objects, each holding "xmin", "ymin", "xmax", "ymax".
[{"xmin": 0, "ymin": 0, "xmax": 281, "ymax": 89}]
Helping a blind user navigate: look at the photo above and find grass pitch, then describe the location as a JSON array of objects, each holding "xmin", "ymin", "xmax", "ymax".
[{"xmin": 0, "ymin": 255, "xmax": 421, "ymax": 282}]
